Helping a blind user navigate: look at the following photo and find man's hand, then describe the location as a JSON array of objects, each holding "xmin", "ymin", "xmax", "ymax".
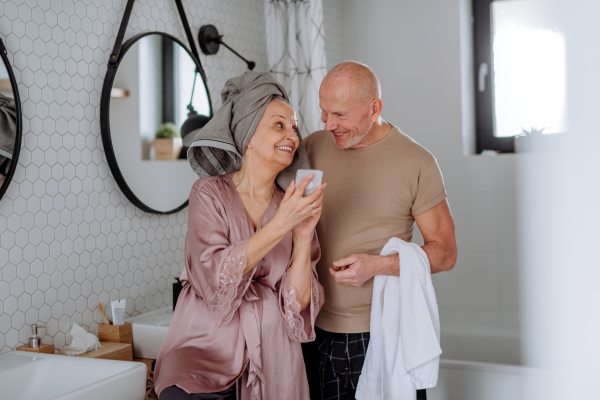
[
  {"xmin": 330, "ymin": 200, "xmax": 456, "ymax": 288},
  {"xmin": 329, "ymin": 253, "xmax": 399, "ymax": 287}
]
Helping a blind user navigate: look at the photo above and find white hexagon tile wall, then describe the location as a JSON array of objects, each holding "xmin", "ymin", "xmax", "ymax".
[{"xmin": 0, "ymin": 0, "xmax": 268, "ymax": 353}]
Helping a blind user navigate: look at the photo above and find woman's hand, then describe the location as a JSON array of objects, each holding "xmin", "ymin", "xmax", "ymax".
[
  {"xmin": 246, "ymin": 175, "xmax": 325, "ymax": 273},
  {"xmin": 292, "ymin": 184, "xmax": 324, "ymax": 241},
  {"xmin": 292, "ymin": 205, "xmax": 322, "ymax": 242},
  {"xmin": 273, "ymin": 174, "xmax": 326, "ymax": 236}
]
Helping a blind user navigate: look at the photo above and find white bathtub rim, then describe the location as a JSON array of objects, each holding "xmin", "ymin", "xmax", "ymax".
[
  {"xmin": 126, "ymin": 306, "xmax": 173, "ymax": 325},
  {"xmin": 440, "ymin": 359, "xmax": 549, "ymax": 377}
]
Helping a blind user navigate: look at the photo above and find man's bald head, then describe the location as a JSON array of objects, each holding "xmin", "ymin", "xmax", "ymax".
[
  {"xmin": 319, "ymin": 62, "xmax": 384, "ymax": 149},
  {"xmin": 322, "ymin": 61, "xmax": 381, "ymax": 103}
]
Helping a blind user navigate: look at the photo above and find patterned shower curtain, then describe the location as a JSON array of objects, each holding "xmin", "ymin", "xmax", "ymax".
[{"xmin": 265, "ymin": 0, "xmax": 327, "ymax": 138}]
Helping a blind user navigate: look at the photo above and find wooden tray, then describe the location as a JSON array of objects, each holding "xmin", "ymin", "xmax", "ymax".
[
  {"xmin": 16, "ymin": 344, "xmax": 55, "ymax": 354},
  {"xmin": 76, "ymin": 342, "xmax": 133, "ymax": 361}
]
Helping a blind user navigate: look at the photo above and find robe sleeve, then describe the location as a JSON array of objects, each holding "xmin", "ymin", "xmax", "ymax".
[
  {"xmin": 278, "ymin": 232, "xmax": 324, "ymax": 342},
  {"xmin": 182, "ymin": 183, "xmax": 255, "ymax": 326}
]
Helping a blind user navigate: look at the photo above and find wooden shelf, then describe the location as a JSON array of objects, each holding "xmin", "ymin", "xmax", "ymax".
[
  {"xmin": 134, "ymin": 357, "xmax": 154, "ymax": 377},
  {"xmin": 75, "ymin": 342, "xmax": 133, "ymax": 361},
  {"xmin": 16, "ymin": 343, "xmax": 55, "ymax": 354},
  {"xmin": 0, "ymin": 79, "xmax": 13, "ymax": 93},
  {"xmin": 133, "ymin": 357, "xmax": 155, "ymax": 400},
  {"xmin": 111, "ymin": 88, "xmax": 130, "ymax": 98}
]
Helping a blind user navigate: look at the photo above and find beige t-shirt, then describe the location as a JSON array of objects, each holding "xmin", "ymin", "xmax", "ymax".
[{"xmin": 305, "ymin": 126, "xmax": 447, "ymax": 333}]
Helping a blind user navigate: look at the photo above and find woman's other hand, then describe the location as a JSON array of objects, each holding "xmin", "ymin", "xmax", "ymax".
[
  {"xmin": 292, "ymin": 182, "xmax": 325, "ymax": 241},
  {"xmin": 245, "ymin": 174, "xmax": 325, "ymax": 273},
  {"xmin": 292, "ymin": 205, "xmax": 322, "ymax": 241},
  {"xmin": 284, "ymin": 176, "xmax": 325, "ymax": 313},
  {"xmin": 274, "ymin": 173, "xmax": 326, "ymax": 236}
]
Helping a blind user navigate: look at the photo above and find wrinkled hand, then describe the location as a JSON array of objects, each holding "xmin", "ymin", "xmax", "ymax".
[
  {"xmin": 329, "ymin": 254, "xmax": 380, "ymax": 288},
  {"xmin": 292, "ymin": 178, "xmax": 325, "ymax": 241},
  {"xmin": 275, "ymin": 174, "xmax": 326, "ymax": 238},
  {"xmin": 292, "ymin": 204, "xmax": 322, "ymax": 241}
]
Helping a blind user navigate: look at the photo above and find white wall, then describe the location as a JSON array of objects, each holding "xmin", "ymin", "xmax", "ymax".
[
  {"xmin": 0, "ymin": 0, "xmax": 268, "ymax": 354},
  {"xmin": 336, "ymin": 0, "xmax": 521, "ymax": 364},
  {"xmin": 518, "ymin": 1, "xmax": 600, "ymax": 397},
  {"xmin": 322, "ymin": 0, "xmax": 346, "ymax": 70}
]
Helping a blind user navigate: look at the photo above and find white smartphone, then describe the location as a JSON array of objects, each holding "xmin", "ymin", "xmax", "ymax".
[{"xmin": 295, "ymin": 169, "xmax": 323, "ymax": 197}]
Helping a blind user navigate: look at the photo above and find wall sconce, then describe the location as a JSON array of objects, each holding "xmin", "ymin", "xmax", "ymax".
[{"xmin": 198, "ymin": 24, "xmax": 256, "ymax": 70}]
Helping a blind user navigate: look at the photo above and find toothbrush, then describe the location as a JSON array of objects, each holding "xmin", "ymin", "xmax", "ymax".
[{"xmin": 98, "ymin": 303, "xmax": 110, "ymax": 325}]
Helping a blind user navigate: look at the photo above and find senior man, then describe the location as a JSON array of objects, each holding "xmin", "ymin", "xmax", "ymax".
[{"xmin": 302, "ymin": 61, "xmax": 457, "ymax": 400}]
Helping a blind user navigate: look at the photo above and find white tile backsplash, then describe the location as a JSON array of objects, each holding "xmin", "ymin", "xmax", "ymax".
[{"xmin": 0, "ymin": 0, "xmax": 268, "ymax": 353}]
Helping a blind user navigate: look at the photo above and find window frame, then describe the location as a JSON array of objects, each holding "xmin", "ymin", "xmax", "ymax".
[{"xmin": 472, "ymin": 0, "xmax": 515, "ymax": 153}]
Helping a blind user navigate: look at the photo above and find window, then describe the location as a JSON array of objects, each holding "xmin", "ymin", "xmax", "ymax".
[{"xmin": 472, "ymin": 0, "xmax": 566, "ymax": 153}]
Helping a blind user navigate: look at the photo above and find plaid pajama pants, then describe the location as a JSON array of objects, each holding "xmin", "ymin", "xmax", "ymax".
[{"xmin": 302, "ymin": 327, "xmax": 427, "ymax": 400}]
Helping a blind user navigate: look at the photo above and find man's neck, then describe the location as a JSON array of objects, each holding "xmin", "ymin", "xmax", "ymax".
[{"xmin": 350, "ymin": 119, "xmax": 393, "ymax": 149}]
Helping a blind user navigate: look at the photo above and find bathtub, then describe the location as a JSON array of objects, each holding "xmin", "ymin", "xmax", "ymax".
[
  {"xmin": 428, "ymin": 359, "xmax": 551, "ymax": 400},
  {"xmin": 427, "ymin": 328, "xmax": 551, "ymax": 400}
]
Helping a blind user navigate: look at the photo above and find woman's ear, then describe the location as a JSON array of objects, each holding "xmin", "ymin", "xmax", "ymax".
[{"xmin": 247, "ymin": 141, "xmax": 253, "ymax": 149}]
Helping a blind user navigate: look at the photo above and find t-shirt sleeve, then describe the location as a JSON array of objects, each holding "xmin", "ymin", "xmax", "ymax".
[
  {"xmin": 412, "ymin": 157, "xmax": 448, "ymax": 216},
  {"xmin": 304, "ymin": 132, "xmax": 314, "ymax": 153}
]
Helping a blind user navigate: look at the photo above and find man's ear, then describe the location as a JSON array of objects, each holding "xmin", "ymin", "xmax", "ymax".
[{"xmin": 371, "ymin": 98, "xmax": 383, "ymax": 122}]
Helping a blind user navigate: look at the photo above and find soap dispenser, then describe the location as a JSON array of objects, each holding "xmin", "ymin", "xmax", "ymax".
[
  {"xmin": 16, "ymin": 324, "xmax": 55, "ymax": 354},
  {"xmin": 29, "ymin": 324, "xmax": 45, "ymax": 348}
]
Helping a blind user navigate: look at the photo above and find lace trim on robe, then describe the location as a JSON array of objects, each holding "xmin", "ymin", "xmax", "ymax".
[
  {"xmin": 206, "ymin": 239, "xmax": 252, "ymax": 325},
  {"xmin": 281, "ymin": 272, "xmax": 319, "ymax": 342}
]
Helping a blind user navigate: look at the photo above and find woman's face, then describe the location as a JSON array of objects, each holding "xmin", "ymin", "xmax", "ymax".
[{"xmin": 248, "ymin": 99, "xmax": 300, "ymax": 170}]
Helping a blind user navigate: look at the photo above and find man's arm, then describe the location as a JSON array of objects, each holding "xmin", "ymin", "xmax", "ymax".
[
  {"xmin": 414, "ymin": 199, "xmax": 457, "ymax": 273},
  {"xmin": 329, "ymin": 200, "xmax": 456, "ymax": 287}
]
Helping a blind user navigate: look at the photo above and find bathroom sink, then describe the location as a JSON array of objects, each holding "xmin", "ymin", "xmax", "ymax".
[
  {"xmin": 126, "ymin": 306, "xmax": 173, "ymax": 359},
  {"xmin": 0, "ymin": 351, "xmax": 146, "ymax": 400}
]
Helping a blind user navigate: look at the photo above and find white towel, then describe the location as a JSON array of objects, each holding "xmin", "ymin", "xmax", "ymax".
[{"xmin": 356, "ymin": 238, "xmax": 441, "ymax": 400}]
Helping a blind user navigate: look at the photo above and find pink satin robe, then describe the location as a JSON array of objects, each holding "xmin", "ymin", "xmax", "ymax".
[{"xmin": 152, "ymin": 173, "xmax": 324, "ymax": 400}]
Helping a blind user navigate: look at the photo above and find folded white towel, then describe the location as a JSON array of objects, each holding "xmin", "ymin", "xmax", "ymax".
[{"xmin": 356, "ymin": 238, "xmax": 441, "ymax": 400}]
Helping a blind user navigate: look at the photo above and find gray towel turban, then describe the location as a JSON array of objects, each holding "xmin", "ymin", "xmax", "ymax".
[
  {"xmin": 187, "ymin": 71, "xmax": 309, "ymax": 190},
  {"xmin": 0, "ymin": 93, "xmax": 16, "ymax": 159},
  {"xmin": 0, "ymin": 93, "xmax": 17, "ymax": 175}
]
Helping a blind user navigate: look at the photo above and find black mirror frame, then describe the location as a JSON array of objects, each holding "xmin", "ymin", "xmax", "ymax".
[
  {"xmin": 0, "ymin": 38, "xmax": 23, "ymax": 203},
  {"xmin": 100, "ymin": 31, "xmax": 212, "ymax": 215}
]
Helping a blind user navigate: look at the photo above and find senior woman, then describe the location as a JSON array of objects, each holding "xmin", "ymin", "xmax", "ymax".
[{"xmin": 151, "ymin": 72, "xmax": 325, "ymax": 400}]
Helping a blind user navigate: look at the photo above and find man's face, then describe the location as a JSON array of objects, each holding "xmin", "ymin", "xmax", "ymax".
[{"xmin": 319, "ymin": 80, "xmax": 374, "ymax": 149}]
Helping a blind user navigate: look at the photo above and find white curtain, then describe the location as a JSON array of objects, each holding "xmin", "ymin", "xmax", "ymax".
[{"xmin": 265, "ymin": 0, "xmax": 327, "ymax": 137}]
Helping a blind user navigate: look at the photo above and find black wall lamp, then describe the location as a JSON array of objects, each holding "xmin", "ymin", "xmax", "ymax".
[
  {"xmin": 198, "ymin": 24, "xmax": 256, "ymax": 70},
  {"xmin": 180, "ymin": 70, "xmax": 211, "ymax": 147},
  {"xmin": 182, "ymin": 25, "xmax": 257, "ymax": 150}
]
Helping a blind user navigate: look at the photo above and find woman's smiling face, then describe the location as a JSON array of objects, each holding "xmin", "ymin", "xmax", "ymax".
[{"xmin": 248, "ymin": 99, "xmax": 300, "ymax": 170}]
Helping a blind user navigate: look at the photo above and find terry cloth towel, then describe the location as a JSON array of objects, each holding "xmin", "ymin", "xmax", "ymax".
[
  {"xmin": 356, "ymin": 238, "xmax": 441, "ymax": 400},
  {"xmin": 187, "ymin": 71, "xmax": 309, "ymax": 190},
  {"xmin": 0, "ymin": 92, "xmax": 17, "ymax": 161}
]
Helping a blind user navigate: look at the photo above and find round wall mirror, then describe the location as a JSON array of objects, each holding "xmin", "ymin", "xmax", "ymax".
[
  {"xmin": 101, "ymin": 32, "xmax": 212, "ymax": 214},
  {"xmin": 0, "ymin": 38, "xmax": 22, "ymax": 202}
]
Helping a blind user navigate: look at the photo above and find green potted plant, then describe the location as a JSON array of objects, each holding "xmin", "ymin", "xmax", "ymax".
[{"xmin": 152, "ymin": 122, "xmax": 182, "ymax": 160}]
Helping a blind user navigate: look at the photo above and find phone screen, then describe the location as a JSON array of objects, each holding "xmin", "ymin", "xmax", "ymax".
[{"xmin": 295, "ymin": 169, "xmax": 323, "ymax": 196}]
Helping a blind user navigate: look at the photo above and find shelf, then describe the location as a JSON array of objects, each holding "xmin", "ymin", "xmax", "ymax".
[
  {"xmin": 0, "ymin": 79, "xmax": 13, "ymax": 93},
  {"xmin": 111, "ymin": 88, "xmax": 130, "ymax": 98}
]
